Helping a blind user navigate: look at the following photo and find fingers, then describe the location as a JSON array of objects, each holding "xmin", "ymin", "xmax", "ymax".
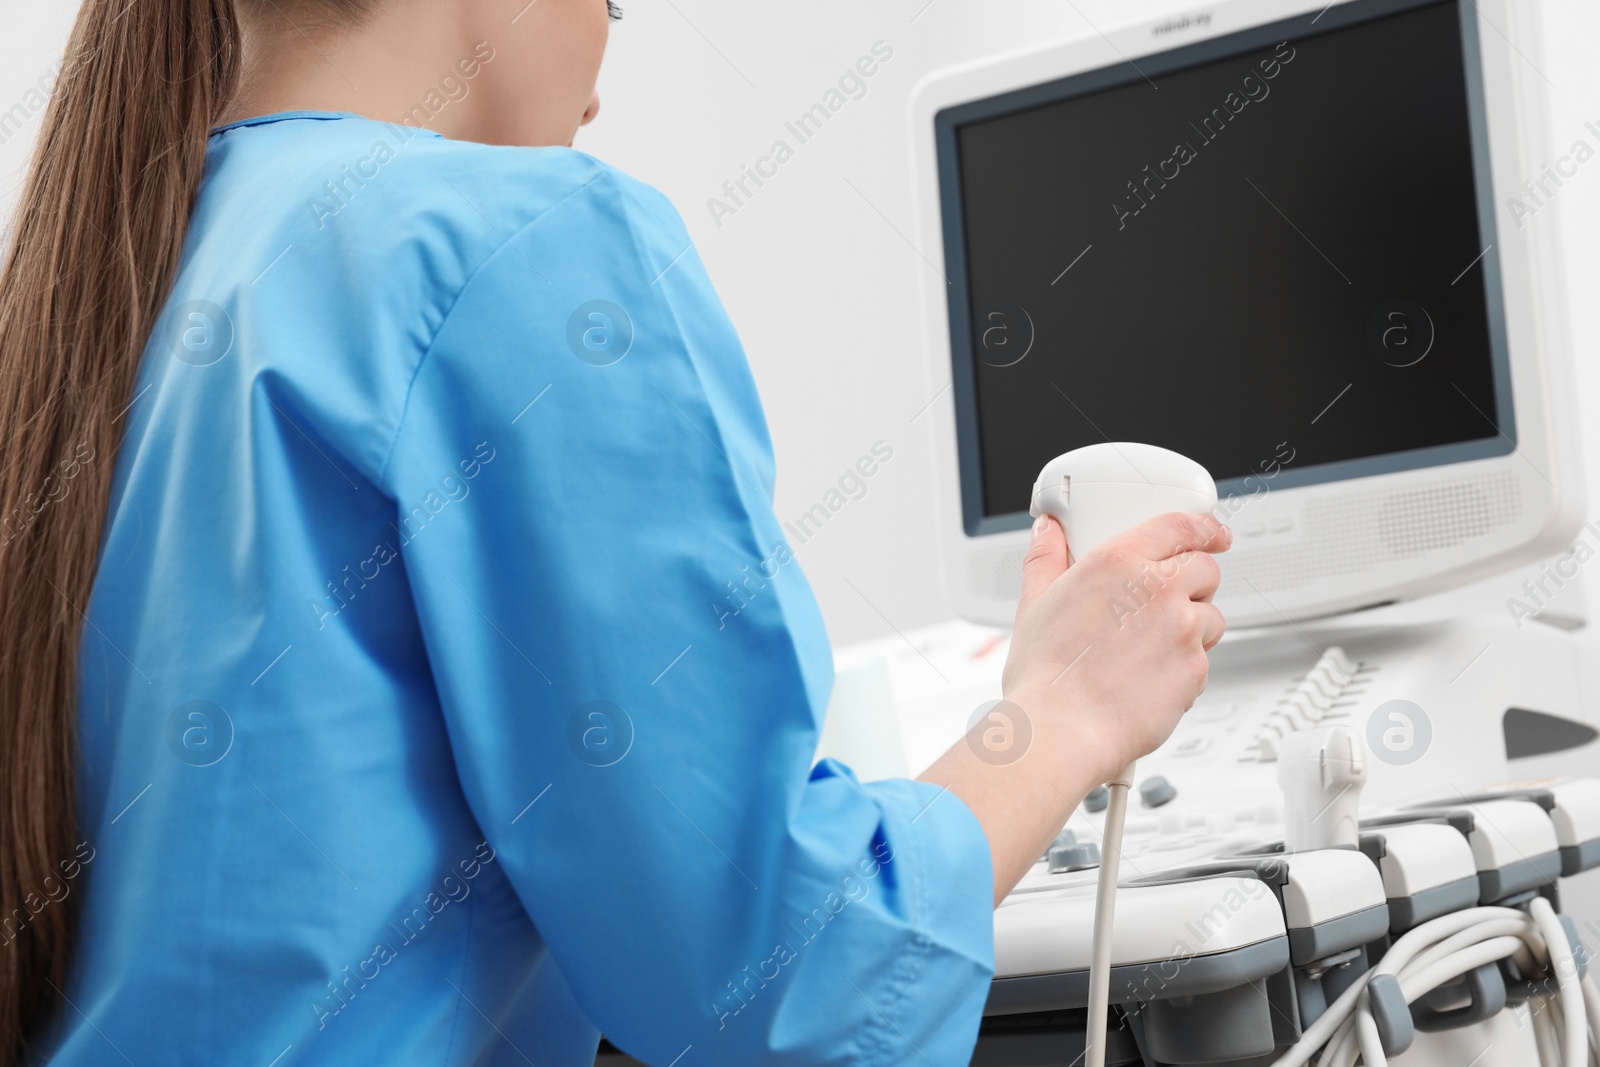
[
  {"xmin": 1111, "ymin": 511, "xmax": 1232, "ymax": 563},
  {"xmin": 1016, "ymin": 514, "xmax": 1068, "ymax": 611},
  {"xmin": 1196, "ymin": 601, "xmax": 1227, "ymax": 651},
  {"xmin": 1168, "ymin": 550, "xmax": 1223, "ymax": 603}
]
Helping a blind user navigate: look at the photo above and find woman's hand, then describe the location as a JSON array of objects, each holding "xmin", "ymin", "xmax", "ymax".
[
  {"xmin": 1003, "ymin": 511, "xmax": 1230, "ymax": 787},
  {"xmin": 918, "ymin": 511, "xmax": 1231, "ymax": 905}
]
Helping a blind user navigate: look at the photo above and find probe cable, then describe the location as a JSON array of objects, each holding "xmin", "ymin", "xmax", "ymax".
[
  {"xmin": 1268, "ymin": 900, "xmax": 1594, "ymax": 1067},
  {"xmin": 1083, "ymin": 761, "xmax": 1135, "ymax": 1067}
]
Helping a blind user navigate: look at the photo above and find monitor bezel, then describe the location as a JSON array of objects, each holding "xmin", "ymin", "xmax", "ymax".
[{"xmin": 933, "ymin": 0, "xmax": 1518, "ymax": 537}]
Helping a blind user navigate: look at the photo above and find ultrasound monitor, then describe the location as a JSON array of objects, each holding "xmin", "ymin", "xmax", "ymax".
[{"xmin": 911, "ymin": 0, "xmax": 1585, "ymax": 628}]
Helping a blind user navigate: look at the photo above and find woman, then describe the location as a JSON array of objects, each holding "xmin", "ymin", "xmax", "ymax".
[{"xmin": 0, "ymin": 0, "xmax": 1229, "ymax": 1063}]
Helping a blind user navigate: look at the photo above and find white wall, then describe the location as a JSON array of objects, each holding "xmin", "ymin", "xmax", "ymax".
[{"xmin": 4, "ymin": 0, "xmax": 1598, "ymax": 647}]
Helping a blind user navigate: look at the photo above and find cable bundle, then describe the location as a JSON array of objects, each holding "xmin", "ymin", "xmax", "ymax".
[{"xmin": 1271, "ymin": 898, "xmax": 1594, "ymax": 1066}]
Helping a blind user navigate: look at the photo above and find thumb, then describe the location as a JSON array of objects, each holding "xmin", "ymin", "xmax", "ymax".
[{"xmin": 1018, "ymin": 514, "xmax": 1069, "ymax": 610}]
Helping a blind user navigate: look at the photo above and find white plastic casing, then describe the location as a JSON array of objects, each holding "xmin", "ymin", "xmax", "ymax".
[
  {"xmin": 1369, "ymin": 822, "xmax": 1480, "ymax": 898},
  {"xmin": 1277, "ymin": 726, "xmax": 1368, "ymax": 852},
  {"xmin": 1454, "ymin": 800, "xmax": 1561, "ymax": 872},
  {"xmin": 994, "ymin": 877, "xmax": 1285, "ymax": 978},
  {"xmin": 1278, "ymin": 850, "xmax": 1386, "ymax": 929},
  {"xmin": 1544, "ymin": 779, "xmax": 1600, "ymax": 848},
  {"xmin": 1030, "ymin": 443, "xmax": 1219, "ymax": 565}
]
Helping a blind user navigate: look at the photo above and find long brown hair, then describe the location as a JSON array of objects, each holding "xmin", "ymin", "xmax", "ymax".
[{"xmin": 0, "ymin": 0, "xmax": 243, "ymax": 1058}]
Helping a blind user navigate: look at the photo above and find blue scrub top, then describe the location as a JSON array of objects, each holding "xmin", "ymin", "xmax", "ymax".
[{"xmin": 44, "ymin": 112, "xmax": 993, "ymax": 1066}]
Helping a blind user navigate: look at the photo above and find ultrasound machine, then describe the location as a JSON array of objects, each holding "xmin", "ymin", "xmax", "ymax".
[{"xmin": 824, "ymin": 0, "xmax": 1600, "ymax": 1063}]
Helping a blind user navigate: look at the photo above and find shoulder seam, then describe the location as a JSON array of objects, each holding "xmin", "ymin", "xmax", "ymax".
[{"xmin": 375, "ymin": 167, "xmax": 611, "ymax": 485}]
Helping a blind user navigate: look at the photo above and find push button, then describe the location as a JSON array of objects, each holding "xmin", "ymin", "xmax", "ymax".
[
  {"xmin": 1048, "ymin": 842, "xmax": 1102, "ymax": 873},
  {"xmin": 1140, "ymin": 776, "xmax": 1178, "ymax": 808}
]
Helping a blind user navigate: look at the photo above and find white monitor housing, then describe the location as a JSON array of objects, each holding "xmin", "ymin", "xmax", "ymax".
[{"xmin": 911, "ymin": 0, "xmax": 1584, "ymax": 629}]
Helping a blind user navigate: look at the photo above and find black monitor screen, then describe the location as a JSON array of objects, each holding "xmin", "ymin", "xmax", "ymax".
[{"xmin": 941, "ymin": 0, "xmax": 1513, "ymax": 530}]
